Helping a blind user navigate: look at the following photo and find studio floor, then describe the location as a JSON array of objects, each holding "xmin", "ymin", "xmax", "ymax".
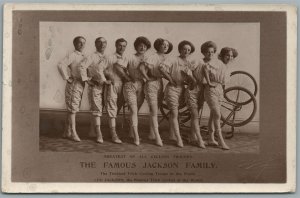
[{"xmin": 40, "ymin": 110, "xmax": 259, "ymax": 154}]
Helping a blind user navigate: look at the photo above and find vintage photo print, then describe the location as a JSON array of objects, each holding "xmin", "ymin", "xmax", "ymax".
[{"xmin": 2, "ymin": 4, "xmax": 296, "ymax": 193}]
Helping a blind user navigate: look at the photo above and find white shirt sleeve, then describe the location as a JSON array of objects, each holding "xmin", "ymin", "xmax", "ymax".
[{"xmin": 57, "ymin": 52, "xmax": 73, "ymax": 80}]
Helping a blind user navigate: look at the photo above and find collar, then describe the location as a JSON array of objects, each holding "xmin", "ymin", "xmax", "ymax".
[
  {"xmin": 178, "ymin": 56, "xmax": 190, "ymax": 63},
  {"xmin": 114, "ymin": 52, "xmax": 123, "ymax": 58},
  {"xmin": 95, "ymin": 51, "xmax": 105, "ymax": 58},
  {"xmin": 157, "ymin": 53, "xmax": 166, "ymax": 62},
  {"xmin": 204, "ymin": 58, "xmax": 220, "ymax": 69},
  {"xmin": 74, "ymin": 50, "xmax": 84, "ymax": 56},
  {"xmin": 134, "ymin": 53, "xmax": 145, "ymax": 61},
  {"xmin": 157, "ymin": 53, "xmax": 165, "ymax": 57}
]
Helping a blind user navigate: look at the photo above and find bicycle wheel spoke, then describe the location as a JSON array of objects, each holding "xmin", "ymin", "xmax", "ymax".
[
  {"xmin": 223, "ymin": 110, "xmax": 235, "ymax": 123},
  {"xmin": 231, "ymin": 108, "xmax": 237, "ymax": 124},
  {"xmin": 235, "ymin": 89, "xmax": 240, "ymax": 103},
  {"xmin": 221, "ymin": 104, "xmax": 234, "ymax": 111}
]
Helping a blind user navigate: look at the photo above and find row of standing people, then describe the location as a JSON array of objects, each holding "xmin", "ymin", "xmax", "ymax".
[{"xmin": 57, "ymin": 36, "xmax": 238, "ymax": 150}]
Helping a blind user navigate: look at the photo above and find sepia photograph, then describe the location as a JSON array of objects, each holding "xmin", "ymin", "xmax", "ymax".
[
  {"xmin": 2, "ymin": 4, "xmax": 296, "ymax": 193},
  {"xmin": 39, "ymin": 21, "xmax": 260, "ymax": 153}
]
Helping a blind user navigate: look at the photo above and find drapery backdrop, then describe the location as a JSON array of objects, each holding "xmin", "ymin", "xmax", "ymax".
[{"xmin": 40, "ymin": 22, "xmax": 260, "ymax": 121}]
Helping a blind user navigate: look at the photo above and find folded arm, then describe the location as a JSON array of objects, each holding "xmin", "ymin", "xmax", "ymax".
[
  {"xmin": 139, "ymin": 62, "xmax": 151, "ymax": 82},
  {"xmin": 181, "ymin": 70, "xmax": 196, "ymax": 90},
  {"xmin": 79, "ymin": 56, "xmax": 93, "ymax": 82},
  {"xmin": 58, "ymin": 53, "xmax": 73, "ymax": 81},
  {"xmin": 114, "ymin": 63, "xmax": 132, "ymax": 82},
  {"xmin": 202, "ymin": 65, "xmax": 215, "ymax": 87},
  {"xmin": 158, "ymin": 64, "xmax": 176, "ymax": 86}
]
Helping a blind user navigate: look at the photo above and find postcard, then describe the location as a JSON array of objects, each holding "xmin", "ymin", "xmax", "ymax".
[{"xmin": 2, "ymin": 3, "xmax": 296, "ymax": 193}]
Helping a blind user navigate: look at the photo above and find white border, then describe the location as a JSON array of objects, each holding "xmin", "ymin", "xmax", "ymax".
[
  {"xmin": 285, "ymin": 4, "xmax": 297, "ymax": 194},
  {"xmin": 2, "ymin": 3, "xmax": 297, "ymax": 193},
  {"xmin": 2, "ymin": 3, "xmax": 13, "ymax": 194}
]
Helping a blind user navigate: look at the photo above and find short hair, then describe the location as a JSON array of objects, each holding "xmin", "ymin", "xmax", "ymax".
[
  {"xmin": 95, "ymin": 37, "xmax": 106, "ymax": 44},
  {"xmin": 178, "ymin": 40, "xmax": 195, "ymax": 54},
  {"xmin": 73, "ymin": 36, "xmax": 86, "ymax": 45},
  {"xmin": 218, "ymin": 47, "xmax": 239, "ymax": 60},
  {"xmin": 134, "ymin": 36, "xmax": 151, "ymax": 51},
  {"xmin": 115, "ymin": 38, "xmax": 127, "ymax": 46},
  {"xmin": 153, "ymin": 38, "xmax": 173, "ymax": 54},
  {"xmin": 201, "ymin": 41, "xmax": 217, "ymax": 54}
]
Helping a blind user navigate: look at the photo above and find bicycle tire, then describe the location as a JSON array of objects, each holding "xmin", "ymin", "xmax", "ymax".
[
  {"xmin": 227, "ymin": 70, "xmax": 258, "ymax": 98},
  {"xmin": 224, "ymin": 74, "xmax": 256, "ymax": 106},
  {"xmin": 221, "ymin": 86, "xmax": 257, "ymax": 127}
]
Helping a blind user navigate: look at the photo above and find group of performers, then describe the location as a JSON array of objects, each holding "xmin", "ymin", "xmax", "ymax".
[{"xmin": 58, "ymin": 35, "xmax": 238, "ymax": 150}]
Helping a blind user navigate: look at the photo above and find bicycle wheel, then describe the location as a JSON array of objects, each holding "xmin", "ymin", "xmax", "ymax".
[
  {"xmin": 159, "ymin": 100, "xmax": 191, "ymax": 125},
  {"xmin": 224, "ymin": 72, "xmax": 256, "ymax": 105},
  {"xmin": 221, "ymin": 86, "xmax": 257, "ymax": 127},
  {"xmin": 226, "ymin": 71, "xmax": 258, "ymax": 97}
]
